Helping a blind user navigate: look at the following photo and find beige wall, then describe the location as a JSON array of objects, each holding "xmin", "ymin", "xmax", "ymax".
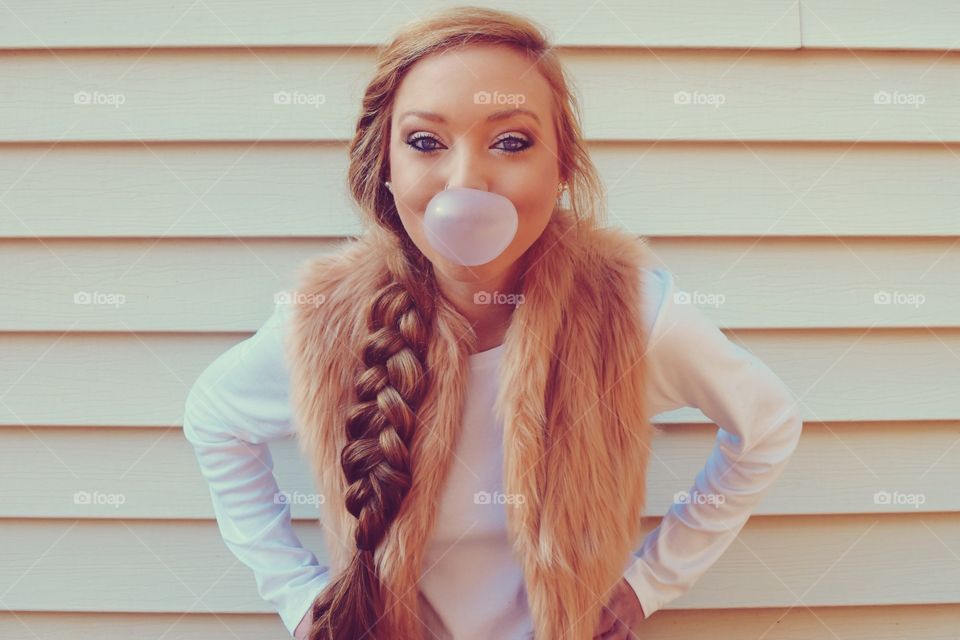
[{"xmin": 1, "ymin": 1, "xmax": 958, "ymax": 637}]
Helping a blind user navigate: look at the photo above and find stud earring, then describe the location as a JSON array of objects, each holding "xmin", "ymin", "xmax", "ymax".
[
  {"xmin": 556, "ymin": 181, "xmax": 569, "ymax": 208},
  {"xmin": 384, "ymin": 180, "xmax": 392, "ymax": 192}
]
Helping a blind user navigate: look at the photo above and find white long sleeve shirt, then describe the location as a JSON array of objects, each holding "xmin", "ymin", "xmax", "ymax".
[{"xmin": 182, "ymin": 267, "xmax": 803, "ymax": 638}]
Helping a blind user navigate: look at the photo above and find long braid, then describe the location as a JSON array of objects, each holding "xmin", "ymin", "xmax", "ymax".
[{"xmin": 309, "ymin": 266, "xmax": 435, "ymax": 640}]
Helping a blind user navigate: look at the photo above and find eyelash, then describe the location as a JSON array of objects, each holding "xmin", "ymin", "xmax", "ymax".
[{"xmin": 405, "ymin": 132, "xmax": 533, "ymax": 155}]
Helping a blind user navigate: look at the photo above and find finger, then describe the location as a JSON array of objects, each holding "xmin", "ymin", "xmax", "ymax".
[
  {"xmin": 595, "ymin": 606, "xmax": 616, "ymax": 634},
  {"xmin": 598, "ymin": 620, "xmax": 628, "ymax": 639}
]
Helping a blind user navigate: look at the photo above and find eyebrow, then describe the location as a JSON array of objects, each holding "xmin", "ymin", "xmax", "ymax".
[{"xmin": 399, "ymin": 108, "xmax": 541, "ymax": 126}]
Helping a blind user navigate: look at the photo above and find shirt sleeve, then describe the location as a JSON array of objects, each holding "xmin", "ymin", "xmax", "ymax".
[
  {"xmin": 182, "ymin": 297, "xmax": 330, "ymax": 636},
  {"xmin": 623, "ymin": 269, "xmax": 804, "ymax": 619}
]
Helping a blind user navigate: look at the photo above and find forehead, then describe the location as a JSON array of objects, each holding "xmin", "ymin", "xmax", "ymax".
[{"xmin": 392, "ymin": 44, "xmax": 553, "ymax": 125}]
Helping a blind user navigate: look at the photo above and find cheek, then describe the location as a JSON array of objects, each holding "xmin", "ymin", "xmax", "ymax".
[
  {"xmin": 395, "ymin": 192, "xmax": 434, "ymax": 231},
  {"xmin": 510, "ymin": 181, "xmax": 557, "ymax": 227},
  {"xmin": 394, "ymin": 201, "xmax": 427, "ymax": 245},
  {"xmin": 500, "ymin": 154, "xmax": 560, "ymax": 218},
  {"xmin": 389, "ymin": 163, "xmax": 438, "ymax": 214}
]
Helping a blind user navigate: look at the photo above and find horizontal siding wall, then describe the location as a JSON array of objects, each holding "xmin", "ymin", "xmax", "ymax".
[
  {"xmin": 1, "ymin": 1, "xmax": 958, "ymax": 638},
  {"xmin": 2, "ymin": 422, "xmax": 959, "ymax": 518},
  {"xmin": 0, "ymin": 0, "xmax": 802, "ymax": 49},
  {"xmin": 2, "ymin": 48, "xmax": 959, "ymax": 143},
  {"xmin": 4, "ymin": 142, "xmax": 960, "ymax": 239},
  {"xmin": 0, "ymin": 515, "xmax": 958, "ymax": 610}
]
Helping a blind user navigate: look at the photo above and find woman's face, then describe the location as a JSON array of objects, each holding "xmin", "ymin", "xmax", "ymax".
[{"xmin": 387, "ymin": 44, "xmax": 563, "ymax": 283}]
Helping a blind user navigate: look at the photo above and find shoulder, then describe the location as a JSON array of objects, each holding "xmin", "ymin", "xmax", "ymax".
[
  {"xmin": 580, "ymin": 225, "xmax": 673, "ymax": 339},
  {"xmin": 193, "ymin": 295, "xmax": 291, "ymax": 397},
  {"xmin": 183, "ymin": 295, "xmax": 295, "ymax": 444}
]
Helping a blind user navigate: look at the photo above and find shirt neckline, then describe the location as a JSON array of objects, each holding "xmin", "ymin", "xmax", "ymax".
[{"xmin": 468, "ymin": 342, "xmax": 507, "ymax": 370}]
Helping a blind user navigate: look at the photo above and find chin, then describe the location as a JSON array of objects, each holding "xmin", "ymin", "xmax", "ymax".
[{"xmin": 434, "ymin": 257, "xmax": 508, "ymax": 282}]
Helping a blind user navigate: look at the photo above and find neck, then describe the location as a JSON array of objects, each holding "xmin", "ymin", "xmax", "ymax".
[{"xmin": 434, "ymin": 261, "xmax": 522, "ymax": 352}]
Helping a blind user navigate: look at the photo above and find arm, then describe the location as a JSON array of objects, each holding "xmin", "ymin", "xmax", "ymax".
[
  {"xmin": 182, "ymin": 298, "xmax": 329, "ymax": 636},
  {"xmin": 623, "ymin": 270, "xmax": 804, "ymax": 619}
]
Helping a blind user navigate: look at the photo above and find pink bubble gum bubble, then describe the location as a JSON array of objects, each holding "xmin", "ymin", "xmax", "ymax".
[{"xmin": 423, "ymin": 187, "xmax": 518, "ymax": 266}]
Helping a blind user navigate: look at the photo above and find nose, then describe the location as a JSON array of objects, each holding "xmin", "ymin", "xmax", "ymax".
[{"xmin": 443, "ymin": 143, "xmax": 489, "ymax": 192}]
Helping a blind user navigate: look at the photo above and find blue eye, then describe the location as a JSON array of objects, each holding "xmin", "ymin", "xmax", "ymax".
[
  {"xmin": 406, "ymin": 133, "xmax": 442, "ymax": 153},
  {"xmin": 405, "ymin": 133, "xmax": 533, "ymax": 155},
  {"xmin": 495, "ymin": 135, "xmax": 532, "ymax": 153}
]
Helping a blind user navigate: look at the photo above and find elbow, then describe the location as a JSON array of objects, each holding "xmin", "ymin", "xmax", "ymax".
[
  {"xmin": 778, "ymin": 402, "xmax": 804, "ymax": 462},
  {"xmin": 754, "ymin": 396, "xmax": 804, "ymax": 468},
  {"xmin": 769, "ymin": 377, "xmax": 803, "ymax": 455},
  {"xmin": 787, "ymin": 400, "xmax": 803, "ymax": 443},
  {"xmin": 182, "ymin": 382, "xmax": 213, "ymax": 445}
]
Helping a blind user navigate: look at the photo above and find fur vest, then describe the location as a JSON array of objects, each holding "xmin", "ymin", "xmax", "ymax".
[{"xmin": 285, "ymin": 209, "xmax": 655, "ymax": 640}]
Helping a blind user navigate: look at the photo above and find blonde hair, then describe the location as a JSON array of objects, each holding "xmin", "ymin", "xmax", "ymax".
[{"xmin": 307, "ymin": 6, "xmax": 606, "ymax": 639}]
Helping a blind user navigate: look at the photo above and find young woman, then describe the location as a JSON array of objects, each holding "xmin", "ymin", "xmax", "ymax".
[{"xmin": 183, "ymin": 7, "xmax": 803, "ymax": 640}]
